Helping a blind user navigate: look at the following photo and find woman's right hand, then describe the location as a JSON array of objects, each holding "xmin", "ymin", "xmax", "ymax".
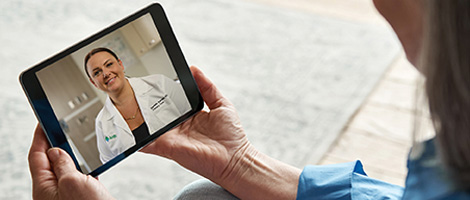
[
  {"xmin": 141, "ymin": 66, "xmax": 253, "ymax": 185},
  {"xmin": 141, "ymin": 66, "xmax": 301, "ymax": 200}
]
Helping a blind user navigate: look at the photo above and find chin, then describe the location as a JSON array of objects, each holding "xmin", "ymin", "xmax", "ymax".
[{"xmin": 107, "ymin": 83, "xmax": 124, "ymax": 93}]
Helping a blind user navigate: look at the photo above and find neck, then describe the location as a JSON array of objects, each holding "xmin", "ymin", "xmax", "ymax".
[{"xmin": 109, "ymin": 79, "xmax": 134, "ymax": 106}]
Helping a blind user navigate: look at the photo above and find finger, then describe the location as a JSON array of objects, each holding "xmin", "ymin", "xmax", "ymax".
[
  {"xmin": 47, "ymin": 148, "xmax": 79, "ymax": 179},
  {"xmin": 190, "ymin": 66, "xmax": 231, "ymax": 110},
  {"xmin": 140, "ymin": 128, "xmax": 176, "ymax": 157},
  {"xmin": 28, "ymin": 124, "xmax": 52, "ymax": 180},
  {"xmin": 29, "ymin": 124, "xmax": 50, "ymax": 155}
]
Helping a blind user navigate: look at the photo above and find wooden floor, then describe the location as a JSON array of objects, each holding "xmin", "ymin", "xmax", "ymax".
[
  {"xmin": 318, "ymin": 54, "xmax": 420, "ymax": 186},
  {"xmin": 247, "ymin": 0, "xmax": 433, "ymax": 186}
]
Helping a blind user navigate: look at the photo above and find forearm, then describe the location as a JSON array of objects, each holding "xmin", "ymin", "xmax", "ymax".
[{"xmin": 218, "ymin": 144, "xmax": 302, "ymax": 200}]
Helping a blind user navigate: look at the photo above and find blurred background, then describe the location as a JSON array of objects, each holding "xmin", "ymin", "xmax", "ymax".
[{"xmin": 0, "ymin": 0, "xmax": 430, "ymax": 199}]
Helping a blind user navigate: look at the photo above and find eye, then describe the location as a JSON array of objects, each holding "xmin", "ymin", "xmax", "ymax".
[
  {"xmin": 106, "ymin": 62, "xmax": 113, "ymax": 67},
  {"xmin": 93, "ymin": 70, "xmax": 102, "ymax": 77}
]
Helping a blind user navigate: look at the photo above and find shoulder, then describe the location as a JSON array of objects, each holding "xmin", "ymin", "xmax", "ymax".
[
  {"xmin": 95, "ymin": 98, "xmax": 113, "ymax": 126},
  {"xmin": 96, "ymin": 107, "xmax": 106, "ymax": 121},
  {"xmin": 402, "ymin": 138, "xmax": 470, "ymax": 199},
  {"xmin": 131, "ymin": 74, "xmax": 170, "ymax": 84},
  {"xmin": 129, "ymin": 74, "xmax": 176, "ymax": 92}
]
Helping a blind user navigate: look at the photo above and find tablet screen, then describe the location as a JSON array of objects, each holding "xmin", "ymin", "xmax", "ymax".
[{"xmin": 20, "ymin": 3, "xmax": 202, "ymax": 176}]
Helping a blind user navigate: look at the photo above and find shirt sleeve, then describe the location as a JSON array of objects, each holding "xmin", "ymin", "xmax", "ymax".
[{"xmin": 297, "ymin": 160, "xmax": 404, "ymax": 200}]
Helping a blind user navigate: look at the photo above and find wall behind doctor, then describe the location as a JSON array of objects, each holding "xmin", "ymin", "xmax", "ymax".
[
  {"xmin": 36, "ymin": 56, "xmax": 103, "ymax": 173},
  {"xmin": 121, "ymin": 14, "xmax": 177, "ymax": 80}
]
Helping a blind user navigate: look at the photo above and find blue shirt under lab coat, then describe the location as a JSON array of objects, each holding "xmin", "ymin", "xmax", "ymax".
[{"xmin": 297, "ymin": 139, "xmax": 470, "ymax": 199}]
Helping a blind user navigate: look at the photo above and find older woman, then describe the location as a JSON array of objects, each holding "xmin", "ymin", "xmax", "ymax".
[
  {"xmin": 28, "ymin": 0, "xmax": 470, "ymax": 199},
  {"xmin": 84, "ymin": 47, "xmax": 190, "ymax": 163}
]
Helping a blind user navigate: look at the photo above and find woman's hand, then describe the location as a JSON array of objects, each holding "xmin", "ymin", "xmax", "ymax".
[
  {"xmin": 28, "ymin": 124, "xmax": 114, "ymax": 200},
  {"xmin": 141, "ymin": 66, "xmax": 301, "ymax": 199},
  {"xmin": 141, "ymin": 66, "xmax": 251, "ymax": 184}
]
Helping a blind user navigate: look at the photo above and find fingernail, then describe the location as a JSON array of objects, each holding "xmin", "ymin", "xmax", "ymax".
[{"xmin": 47, "ymin": 148, "xmax": 60, "ymax": 163}]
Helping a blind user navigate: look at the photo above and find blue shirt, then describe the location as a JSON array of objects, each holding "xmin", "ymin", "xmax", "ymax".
[{"xmin": 296, "ymin": 139, "xmax": 470, "ymax": 199}]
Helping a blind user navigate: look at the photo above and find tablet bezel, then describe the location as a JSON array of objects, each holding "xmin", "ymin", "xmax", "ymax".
[{"xmin": 19, "ymin": 3, "xmax": 203, "ymax": 177}]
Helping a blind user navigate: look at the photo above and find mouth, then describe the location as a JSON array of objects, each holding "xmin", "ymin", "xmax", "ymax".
[{"xmin": 105, "ymin": 77, "xmax": 116, "ymax": 85}]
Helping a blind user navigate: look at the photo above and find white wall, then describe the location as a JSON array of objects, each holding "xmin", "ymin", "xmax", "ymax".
[{"xmin": 140, "ymin": 42, "xmax": 178, "ymax": 80}]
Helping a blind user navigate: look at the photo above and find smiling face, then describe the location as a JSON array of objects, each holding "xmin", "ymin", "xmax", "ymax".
[{"xmin": 86, "ymin": 51, "xmax": 126, "ymax": 94}]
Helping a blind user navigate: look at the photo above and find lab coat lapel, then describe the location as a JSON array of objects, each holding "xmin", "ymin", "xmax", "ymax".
[
  {"xmin": 129, "ymin": 77, "xmax": 159, "ymax": 134},
  {"xmin": 104, "ymin": 97, "xmax": 132, "ymax": 136}
]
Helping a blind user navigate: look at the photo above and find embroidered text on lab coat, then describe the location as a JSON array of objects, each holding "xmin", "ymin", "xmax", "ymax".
[{"xmin": 151, "ymin": 94, "xmax": 168, "ymax": 111}]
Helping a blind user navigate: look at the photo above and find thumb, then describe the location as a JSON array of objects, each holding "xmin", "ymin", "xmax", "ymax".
[
  {"xmin": 190, "ymin": 66, "xmax": 231, "ymax": 110},
  {"xmin": 47, "ymin": 148, "xmax": 79, "ymax": 179}
]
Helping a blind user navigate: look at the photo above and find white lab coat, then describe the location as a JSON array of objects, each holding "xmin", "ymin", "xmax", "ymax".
[{"xmin": 95, "ymin": 74, "xmax": 191, "ymax": 164}]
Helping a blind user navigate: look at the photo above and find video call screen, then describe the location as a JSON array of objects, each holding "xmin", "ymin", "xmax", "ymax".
[{"xmin": 34, "ymin": 13, "xmax": 192, "ymax": 174}]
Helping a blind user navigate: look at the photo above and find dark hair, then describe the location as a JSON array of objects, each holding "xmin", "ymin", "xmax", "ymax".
[
  {"xmin": 84, "ymin": 47, "xmax": 120, "ymax": 79},
  {"xmin": 422, "ymin": 0, "xmax": 470, "ymax": 188}
]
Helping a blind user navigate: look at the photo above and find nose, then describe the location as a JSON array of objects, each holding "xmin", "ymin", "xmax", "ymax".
[{"xmin": 102, "ymin": 68, "xmax": 110, "ymax": 78}]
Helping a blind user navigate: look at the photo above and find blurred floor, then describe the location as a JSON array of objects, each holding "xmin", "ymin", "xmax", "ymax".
[
  {"xmin": 247, "ymin": 0, "xmax": 433, "ymax": 186},
  {"xmin": 318, "ymin": 54, "xmax": 418, "ymax": 186},
  {"xmin": 0, "ymin": 0, "xmax": 427, "ymax": 199}
]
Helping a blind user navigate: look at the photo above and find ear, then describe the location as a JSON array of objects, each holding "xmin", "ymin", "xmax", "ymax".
[
  {"xmin": 118, "ymin": 59, "xmax": 124, "ymax": 70},
  {"xmin": 373, "ymin": 0, "xmax": 423, "ymax": 66},
  {"xmin": 89, "ymin": 78, "xmax": 97, "ymax": 88}
]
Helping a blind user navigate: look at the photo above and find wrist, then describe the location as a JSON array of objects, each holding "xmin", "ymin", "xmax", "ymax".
[{"xmin": 217, "ymin": 143, "xmax": 302, "ymax": 200}]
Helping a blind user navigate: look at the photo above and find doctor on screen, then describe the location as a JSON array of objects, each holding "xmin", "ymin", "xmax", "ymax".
[{"xmin": 84, "ymin": 47, "xmax": 191, "ymax": 164}]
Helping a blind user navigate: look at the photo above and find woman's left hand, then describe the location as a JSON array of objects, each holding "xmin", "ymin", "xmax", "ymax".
[{"xmin": 28, "ymin": 124, "xmax": 114, "ymax": 200}]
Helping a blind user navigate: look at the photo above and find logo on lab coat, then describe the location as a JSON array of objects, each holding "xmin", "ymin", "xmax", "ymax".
[{"xmin": 105, "ymin": 134, "xmax": 117, "ymax": 142}]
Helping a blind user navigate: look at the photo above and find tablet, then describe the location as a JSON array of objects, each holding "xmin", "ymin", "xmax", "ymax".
[{"xmin": 19, "ymin": 3, "xmax": 203, "ymax": 177}]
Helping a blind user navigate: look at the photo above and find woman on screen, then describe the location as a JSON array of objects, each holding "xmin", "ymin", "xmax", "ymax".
[{"xmin": 84, "ymin": 47, "xmax": 190, "ymax": 164}]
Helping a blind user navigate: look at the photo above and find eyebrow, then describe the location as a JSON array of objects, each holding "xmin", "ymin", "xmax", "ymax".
[
  {"xmin": 90, "ymin": 58, "xmax": 112, "ymax": 74},
  {"xmin": 103, "ymin": 59, "xmax": 112, "ymax": 66},
  {"xmin": 91, "ymin": 67, "xmax": 100, "ymax": 73}
]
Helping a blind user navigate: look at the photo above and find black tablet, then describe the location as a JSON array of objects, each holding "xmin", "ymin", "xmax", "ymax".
[{"xmin": 19, "ymin": 3, "xmax": 203, "ymax": 177}]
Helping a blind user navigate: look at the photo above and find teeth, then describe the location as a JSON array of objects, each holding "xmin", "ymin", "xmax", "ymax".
[{"xmin": 106, "ymin": 77, "xmax": 115, "ymax": 85}]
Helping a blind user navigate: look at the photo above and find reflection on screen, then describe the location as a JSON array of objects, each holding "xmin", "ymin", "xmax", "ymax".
[{"xmin": 35, "ymin": 13, "xmax": 191, "ymax": 174}]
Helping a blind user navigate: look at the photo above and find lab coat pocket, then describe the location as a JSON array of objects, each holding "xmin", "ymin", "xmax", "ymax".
[{"xmin": 151, "ymin": 97, "xmax": 180, "ymax": 126}]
